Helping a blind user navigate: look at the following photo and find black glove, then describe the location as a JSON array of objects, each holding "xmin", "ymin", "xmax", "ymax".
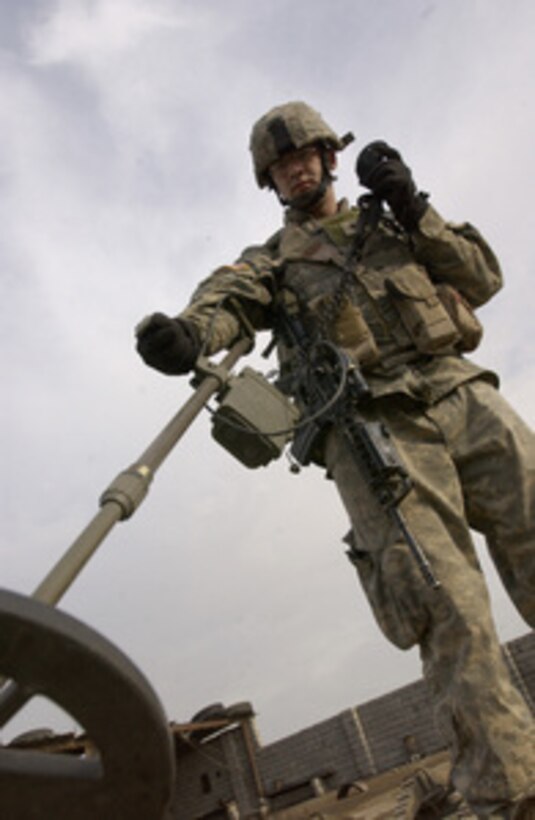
[
  {"xmin": 356, "ymin": 140, "xmax": 428, "ymax": 230},
  {"xmin": 135, "ymin": 313, "xmax": 201, "ymax": 375}
]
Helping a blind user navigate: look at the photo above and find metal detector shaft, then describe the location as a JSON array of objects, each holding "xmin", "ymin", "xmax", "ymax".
[
  {"xmin": 32, "ymin": 338, "xmax": 251, "ymax": 607},
  {"xmin": 0, "ymin": 340, "xmax": 250, "ymax": 723}
]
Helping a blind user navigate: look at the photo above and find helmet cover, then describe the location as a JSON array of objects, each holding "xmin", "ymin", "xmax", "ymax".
[{"xmin": 250, "ymin": 101, "xmax": 348, "ymax": 188}]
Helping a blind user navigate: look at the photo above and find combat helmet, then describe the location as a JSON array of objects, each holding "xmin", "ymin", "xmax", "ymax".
[{"xmin": 250, "ymin": 101, "xmax": 354, "ymax": 189}]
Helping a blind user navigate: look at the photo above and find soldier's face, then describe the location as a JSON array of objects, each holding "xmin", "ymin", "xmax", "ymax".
[{"xmin": 270, "ymin": 146, "xmax": 326, "ymax": 203}]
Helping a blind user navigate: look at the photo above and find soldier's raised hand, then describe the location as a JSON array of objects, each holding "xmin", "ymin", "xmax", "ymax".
[{"xmin": 356, "ymin": 140, "xmax": 428, "ymax": 230}]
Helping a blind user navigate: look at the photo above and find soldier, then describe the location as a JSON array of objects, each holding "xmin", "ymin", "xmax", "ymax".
[{"xmin": 136, "ymin": 102, "xmax": 535, "ymax": 819}]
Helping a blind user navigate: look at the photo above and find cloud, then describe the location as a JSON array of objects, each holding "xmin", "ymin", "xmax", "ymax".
[
  {"xmin": 1, "ymin": 0, "xmax": 534, "ymax": 747},
  {"xmin": 27, "ymin": 0, "xmax": 182, "ymax": 65}
]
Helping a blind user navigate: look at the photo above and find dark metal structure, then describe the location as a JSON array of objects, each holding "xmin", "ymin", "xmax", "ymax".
[{"xmin": 0, "ymin": 589, "xmax": 174, "ymax": 819}]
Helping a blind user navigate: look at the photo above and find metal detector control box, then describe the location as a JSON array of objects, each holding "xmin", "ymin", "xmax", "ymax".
[{"xmin": 211, "ymin": 367, "xmax": 299, "ymax": 468}]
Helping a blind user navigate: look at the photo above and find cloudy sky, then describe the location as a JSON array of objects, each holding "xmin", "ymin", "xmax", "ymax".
[{"xmin": 1, "ymin": 0, "xmax": 534, "ymax": 746}]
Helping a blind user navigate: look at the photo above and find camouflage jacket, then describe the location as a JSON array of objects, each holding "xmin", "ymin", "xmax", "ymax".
[{"xmin": 180, "ymin": 201, "xmax": 502, "ymax": 405}]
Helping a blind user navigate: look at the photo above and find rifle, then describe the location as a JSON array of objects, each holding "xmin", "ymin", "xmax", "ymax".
[{"xmin": 274, "ymin": 304, "xmax": 440, "ymax": 590}]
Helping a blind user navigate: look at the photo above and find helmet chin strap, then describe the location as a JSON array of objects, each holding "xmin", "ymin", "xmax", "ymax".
[
  {"xmin": 273, "ymin": 151, "xmax": 335, "ymax": 213},
  {"xmin": 277, "ymin": 174, "xmax": 330, "ymax": 212}
]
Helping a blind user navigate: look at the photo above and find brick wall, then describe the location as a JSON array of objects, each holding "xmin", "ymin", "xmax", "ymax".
[
  {"xmin": 257, "ymin": 708, "xmax": 372, "ymax": 810},
  {"xmin": 172, "ymin": 631, "xmax": 535, "ymax": 818},
  {"xmin": 357, "ymin": 679, "xmax": 443, "ymax": 772},
  {"xmin": 505, "ymin": 633, "xmax": 535, "ymax": 714},
  {"xmin": 171, "ymin": 733, "xmax": 234, "ymax": 819}
]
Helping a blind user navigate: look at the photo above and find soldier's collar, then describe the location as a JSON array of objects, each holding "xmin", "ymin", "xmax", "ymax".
[{"xmin": 284, "ymin": 198, "xmax": 352, "ymax": 228}]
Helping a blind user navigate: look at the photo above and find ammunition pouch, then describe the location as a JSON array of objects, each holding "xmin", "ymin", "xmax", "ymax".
[
  {"xmin": 435, "ymin": 283, "xmax": 483, "ymax": 352},
  {"xmin": 385, "ymin": 268, "xmax": 460, "ymax": 353},
  {"xmin": 211, "ymin": 367, "xmax": 299, "ymax": 468},
  {"xmin": 308, "ymin": 294, "xmax": 380, "ymax": 368},
  {"xmin": 385, "ymin": 268, "xmax": 483, "ymax": 354},
  {"xmin": 331, "ymin": 300, "xmax": 380, "ymax": 367}
]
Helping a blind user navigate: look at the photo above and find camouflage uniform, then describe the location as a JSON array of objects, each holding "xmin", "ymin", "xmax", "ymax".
[{"xmin": 180, "ymin": 199, "xmax": 535, "ymax": 815}]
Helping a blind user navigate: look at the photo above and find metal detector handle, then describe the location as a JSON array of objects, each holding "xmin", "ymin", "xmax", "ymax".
[{"xmin": 31, "ymin": 337, "xmax": 251, "ymax": 607}]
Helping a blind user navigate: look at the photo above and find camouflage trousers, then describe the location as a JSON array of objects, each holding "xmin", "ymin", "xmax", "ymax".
[{"xmin": 324, "ymin": 378, "xmax": 535, "ymax": 817}]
